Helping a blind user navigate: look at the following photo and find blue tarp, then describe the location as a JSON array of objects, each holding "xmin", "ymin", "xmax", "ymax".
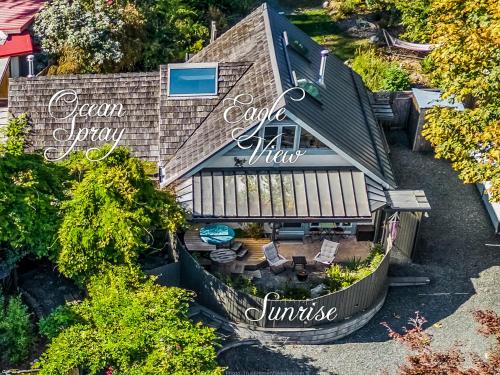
[{"xmin": 199, "ymin": 224, "xmax": 235, "ymax": 245}]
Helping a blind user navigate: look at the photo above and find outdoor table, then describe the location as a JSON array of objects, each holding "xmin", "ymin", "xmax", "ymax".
[
  {"xmin": 210, "ymin": 249, "xmax": 237, "ymax": 273},
  {"xmin": 319, "ymin": 222, "xmax": 335, "ymax": 239},
  {"xmin": 200, "ymin": 224, "xmax": 235, "ymax": 246},
  {"xmin": 292, "ymin": 256, "xmax": 307, "ymax": 270}
]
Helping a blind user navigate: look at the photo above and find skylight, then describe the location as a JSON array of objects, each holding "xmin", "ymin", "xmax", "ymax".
[
  {"xmin": 296, "ymin": 77, "xmax": 321, "ymax": 102},
  {"xmin": 168, "ymin": 63, "xmax": 218, "ymax": 97}
]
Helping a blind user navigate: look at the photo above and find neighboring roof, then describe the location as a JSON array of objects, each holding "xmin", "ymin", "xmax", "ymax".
[
  {"xmin": 386, "ymin": 190, "xmax": 431, "ymax": 211},
  {"xmin": 176, "ymin": 168, "xmax": 382, "ymax": 221},
  {"xmin": 0, "ymin": 0, "xmax": 46, "ymax": 34},
  {"xmin": 0, "ymin": 30, "xmax": 34, "ymax": 58},
  {"xmin": 163, "ymin": 4, "xmax": 396, "ymax": 189},
  {"xmin": 412, "ymin": 88, "xmax": 464, "ymax": 110},
  {"xmin": 8, "ymin": 72, "xmax": 161, "ymax": 162}
]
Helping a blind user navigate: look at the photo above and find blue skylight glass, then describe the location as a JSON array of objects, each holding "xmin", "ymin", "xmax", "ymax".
[{"xmin": 168, "ymin": 66, "xmax": 217, "ymax": 96}]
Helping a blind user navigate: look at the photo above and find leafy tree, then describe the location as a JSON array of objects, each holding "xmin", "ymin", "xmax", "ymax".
[
  {"xmin": 422, "ymin": 0, "xmax": 499, "ymax": 201},
  {"xmin": 0, "ymin": 293, "xmax": 33, "ymax": 365},
  {"xmin": 393, "ymin": 0, "xmax": 432, "ymax": 42},
  {"xmin": 34, "ymin": 0, "xmax": 146, "ymax": 74},
  {"xmin": 0, "ymin": 115, "xmax": 67, "ymax": 264},
  {"xmin": 56, "ymin": 146, "xmax": 185, "ymax": 284},
  {"xmin": 35, "ymin": 267, "xmax": 222, "ymax": 375},
  {"xmin": 138, "ymin": 0, "xmax": 208, "ymax": 70}
]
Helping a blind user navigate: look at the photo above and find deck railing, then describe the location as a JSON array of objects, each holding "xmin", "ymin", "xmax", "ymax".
[{"xmin": 179, "ymin": 240, "xmax": 391, "ymax": 328}]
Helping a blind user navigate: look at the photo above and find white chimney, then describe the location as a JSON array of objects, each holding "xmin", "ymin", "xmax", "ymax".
[
  {"xmin": 27, "ymin": 55, "xmax": 34, "ymax": 78},
  {"xmin": 318, "ymin": 49, "xmax": 329, "ymax": 86},
  {"xmin": 210, "ymin": 21, "xmax": 217, "ymax": 43}
]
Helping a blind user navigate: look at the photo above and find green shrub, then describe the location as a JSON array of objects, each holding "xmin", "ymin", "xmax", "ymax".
[
  {"xmin": 382, "ymin": 65, "xmax": 411, "ymax": 91},
  {"xmin": 324, "ymin": 244, "xmax": 386, "ymax": 292},
  {"xmin": 280, "ymin": 286, "xmax": 311, "ymax": 300},
  {"xmin": 345, "ymin": 256, "xmax": 363, "ymax": 271},
  {"xmin": 56, "ymin": 146, "xmax": 185, "ymax": 284},
  {"xmin": 0, "ymin": 114, "xmax": 68, "ymax": 265},
  {"xmin": 328, "ymin": 0, "xmax": 364, "ymax": 21},
  {"xmin": 39, "ymin": 305, "xmax": 79, "ymax": 340},
  {"xmin": 352, "ymin": 49, "xmax": 411, "ymax": 91},
  {"xmin": 0, "ymin": 293, "xmax": 32, "ymax": 365},
  {"xmin": 35, "ymin": 266, "xmax": 222, "ymax": 375}
]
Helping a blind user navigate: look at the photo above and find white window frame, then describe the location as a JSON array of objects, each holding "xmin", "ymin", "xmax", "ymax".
[
  {"xmin": 261, "ymin": 124, "xmax": 299, "ymax": 151},
  {"xmin": 167, "ymin": 62, "xmax": 218, "ymax": 98}
]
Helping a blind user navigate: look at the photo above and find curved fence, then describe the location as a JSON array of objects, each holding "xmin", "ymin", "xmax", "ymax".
[{"xmin": 179, "ymin": 241, "xmax": 390, "ymax": 329}]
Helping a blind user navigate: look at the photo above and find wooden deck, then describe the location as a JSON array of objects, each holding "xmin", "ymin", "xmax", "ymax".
[
  {"xmin": 183, "ymin": 228, "xmax": 216, "ymax": 252},
  {"xmin": 236, "ymin": 236, "xmax": 372, "ymax": 270},
  {"xmin": 233, "ymin": 238, "xmax": 269, "ymax": 270},
  {"xmin": 182, "ymin": 226, "xmax": 373, "ymax": 271}
]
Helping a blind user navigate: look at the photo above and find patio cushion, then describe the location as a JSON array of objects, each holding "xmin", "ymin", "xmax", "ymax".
[
  {"xmin": 263, "ymin": 242, "xmax": 279, "ymax": 264},
  {"xmin": 321, "ymin": 240, "xmax": 339, "ymax": 257}
]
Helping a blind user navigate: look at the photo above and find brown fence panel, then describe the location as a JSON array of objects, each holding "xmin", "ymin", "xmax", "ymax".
[{"xmin": 179, "ymin": 242, "xmax": 391, "ymax": 329}]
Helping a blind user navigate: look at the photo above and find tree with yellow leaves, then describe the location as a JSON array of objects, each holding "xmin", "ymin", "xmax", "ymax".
[{"xmin": 422, "ymin": 0, "xmax": 499, "ymax": 201}]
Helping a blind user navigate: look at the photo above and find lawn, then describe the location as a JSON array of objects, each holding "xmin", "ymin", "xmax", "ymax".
[{"xmin": 285, "ymin": 7, "xmax": 371, "ymax": 61}]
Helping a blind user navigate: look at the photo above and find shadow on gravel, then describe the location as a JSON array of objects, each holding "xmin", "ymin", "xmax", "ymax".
[
  {"xmin": 331, "ymin": 131, "xmax": 500, "ymax": 345},
  {"xmin": 219, "ymin": 343, "xmax": 321, "ymax": 374}
]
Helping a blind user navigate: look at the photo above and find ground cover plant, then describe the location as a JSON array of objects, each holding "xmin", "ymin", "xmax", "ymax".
[{"xmin": 288, "ymin": 7, "xmax": 371, "ymax": 61}]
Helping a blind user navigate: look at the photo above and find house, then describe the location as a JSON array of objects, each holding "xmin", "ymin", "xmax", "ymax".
[
  {"xmin": 6, "ymin": 4, "xmax": 431, "ymax": 341},
  {"xmin": 0, "ymin": 0, "xmax": 46, "ymax": 100}
]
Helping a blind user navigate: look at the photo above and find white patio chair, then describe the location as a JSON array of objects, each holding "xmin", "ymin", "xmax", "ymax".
[
  {"xmin": 262, "ymin": 242, "xmax": 289, "ymax": 274},
  {"xmin": 314, "ymin": 240, "xmax": 340, "ymax": 265}
]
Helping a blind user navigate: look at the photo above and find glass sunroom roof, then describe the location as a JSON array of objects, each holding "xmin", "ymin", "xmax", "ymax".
[{"xmin": 168, "ymin": 63, "xmax": 218, "ymax": 97}]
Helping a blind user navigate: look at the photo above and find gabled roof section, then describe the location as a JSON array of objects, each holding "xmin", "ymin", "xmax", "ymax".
[
  {"xmin": 162, "ymin": 4, "xmax": 282, "ymax": 185},
  {"xmin": 158, "ymin": 62, "xmax": 251, "ymax": 160},
  {"xmin": 266, "ymin": 9, "xmax": 396, "ymax": 188},
  {"xmin": 163, "ymin": 3, "xmax": 395, "ymax": 188}
]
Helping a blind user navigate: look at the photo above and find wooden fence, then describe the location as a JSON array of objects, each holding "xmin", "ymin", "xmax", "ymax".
[{"xmin": 179, "ymin": 241, "xmax": 391, "ymax": 329}]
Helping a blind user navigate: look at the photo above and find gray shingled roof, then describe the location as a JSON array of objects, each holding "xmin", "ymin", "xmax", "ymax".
[
  {"xmin": 7, "ymin": 3, "xmax": 396, "ymax": 191},
  {"xmin": 9, "ymin": 72, "xmax": 161, "ymax": 161},
  {"xmin": 158, "ymin": 62, "xmax": 250, "ymax": 160},
  {"xmin": 161, "ymin": 4, "xmax": 282, "ymax": 183},
  {"xmin": 163, "ymin": 4, "xmax": 396, "ymax": 188}
]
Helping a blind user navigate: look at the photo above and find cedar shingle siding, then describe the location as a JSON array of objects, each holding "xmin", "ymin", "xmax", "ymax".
[{"xmin": 9, "ymin": 72, "xmax": 161, "ymax": 162}]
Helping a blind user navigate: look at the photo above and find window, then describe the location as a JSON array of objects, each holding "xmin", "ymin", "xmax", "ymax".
[
  {"xmin": 263, "ymin": 125, "xmax": 297, "ymax": 150},
  {"xmin": 280, "ymin": 126, "xmax": 296, "ymax": 149},
  {"xmin": 299, "ymin": 129, "xmax": 327, "ymax": 149},
  {"xmin": 263, "ymin": 127, "xmax": 279, "ymax": 149},
  {"xmin": 168, "ymin": 63, "xmax": 218, "ymax": 97}
]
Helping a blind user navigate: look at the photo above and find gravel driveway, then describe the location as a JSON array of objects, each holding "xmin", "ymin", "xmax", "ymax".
[{"xmin": 219, "ymin": 132, "xmax": 500, "ymax": 375}]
